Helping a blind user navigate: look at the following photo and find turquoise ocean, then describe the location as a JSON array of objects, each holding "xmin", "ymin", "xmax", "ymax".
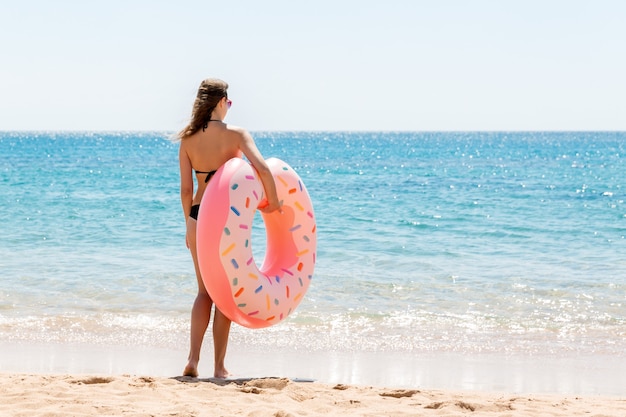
[{"xmin": 1, "ymin": 131, "xmax": 625, "ymax": 391}]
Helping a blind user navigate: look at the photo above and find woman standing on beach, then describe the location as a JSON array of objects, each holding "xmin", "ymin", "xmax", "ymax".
[{"xmin": 178, "ymin": 78, "xmax": 280, "ymax": 378}]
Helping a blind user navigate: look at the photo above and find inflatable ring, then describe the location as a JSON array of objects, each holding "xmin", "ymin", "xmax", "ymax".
[{"xmin": 196, "ymin": 157, "xmax": 316, "ymax": 329}]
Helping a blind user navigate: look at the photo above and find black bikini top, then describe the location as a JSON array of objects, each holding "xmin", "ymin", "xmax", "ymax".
[
  {"xmin": 195, "ymin": 120, "xmax": 222, "ymax": 182},
  {"xmin": 195, "ymin": 169, "xmax": 216, "ymax": 183}
]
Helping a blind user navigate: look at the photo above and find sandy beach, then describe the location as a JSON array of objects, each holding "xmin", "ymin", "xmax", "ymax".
[
  {"xmin": 1, "ymin": 372, "xmax": 625, "ymax": 417},
  {"xmin": 1, "ymin": 342, "xmax": 625, "ymax": 417}
]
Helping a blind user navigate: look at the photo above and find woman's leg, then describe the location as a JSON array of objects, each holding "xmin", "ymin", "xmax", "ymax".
[
  {"xmin": 183, "ymin": 218, "xmax": 213, "ymax": 377},
  {"xmin": 212, "ymin": 308, "xmax": 232, "ymax": 378}
]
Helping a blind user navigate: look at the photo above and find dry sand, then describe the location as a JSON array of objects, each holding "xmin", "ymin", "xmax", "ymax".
[{"xmin": 1, "ymin": 373, "xmax": 624, "ymax": 417}]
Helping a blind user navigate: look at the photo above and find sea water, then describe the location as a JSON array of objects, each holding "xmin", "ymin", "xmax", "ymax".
[{"xmin": 1, "ymin": 131, "xmax": 625, "ymax": 377}]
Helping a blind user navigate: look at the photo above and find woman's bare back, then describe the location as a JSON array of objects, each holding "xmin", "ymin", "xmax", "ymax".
[{"xmin": 180, "ymin": 123, "xmax": 243, "ymax": 204}]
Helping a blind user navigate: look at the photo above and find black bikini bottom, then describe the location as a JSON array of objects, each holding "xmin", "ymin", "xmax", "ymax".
[{"xmin": 189, "ymin": 204, "xmax": 200, "ymax": 220}]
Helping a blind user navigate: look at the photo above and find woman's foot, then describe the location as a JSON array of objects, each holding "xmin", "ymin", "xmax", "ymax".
[
  {"xmin": 214, "ymin": 367, "xmax": 230, "ymax": 379},
  {"xmin": 183, "ymin": 362, "xmax": 199, "ymax": 378}
]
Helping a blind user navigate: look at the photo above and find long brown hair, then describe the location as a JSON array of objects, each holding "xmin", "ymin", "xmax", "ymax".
[{"xmin": 178, "ymin": 78, "xmax": 229, "ymax": 139}]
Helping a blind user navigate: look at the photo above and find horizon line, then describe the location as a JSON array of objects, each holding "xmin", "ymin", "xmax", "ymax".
[{"xmin": 2, "ymin": 129, "xmax": 626, "ymax": 134}]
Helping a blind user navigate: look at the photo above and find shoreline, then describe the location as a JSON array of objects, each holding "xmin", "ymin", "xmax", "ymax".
[
  {"xmin": 1, "ymin": 341, "xmax": 624, "ymax": 396},
  {"xmin": 2, "ymin": 373, "xmax": 625, "ymax": 417}
]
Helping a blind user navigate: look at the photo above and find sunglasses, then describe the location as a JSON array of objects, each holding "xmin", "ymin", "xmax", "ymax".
[{"xmin": 226, "ymin": 98, "xmax": 232, "ymax": 109}]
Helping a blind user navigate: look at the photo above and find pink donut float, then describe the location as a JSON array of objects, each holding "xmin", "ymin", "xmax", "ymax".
[{"xmin": 196, "ymin": 157, "xmax": 316, "ymax": 329}]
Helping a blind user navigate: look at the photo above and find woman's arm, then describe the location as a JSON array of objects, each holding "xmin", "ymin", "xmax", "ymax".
[
  {"xmin": 179, "ymin": 144, "xmax": 194, "ymax": 219},
  {"xmin": 237, "ymin": 129, "xmax": 280, "ymax": 213}
]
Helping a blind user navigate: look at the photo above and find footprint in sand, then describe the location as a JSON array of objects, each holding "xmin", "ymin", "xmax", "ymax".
[
  {"xmin": 241, "ymin": 378, "xmax": 291, "ymax": 394},
  {"xmin": 70, "ymin": 377, "xmax": 114, "ymax": 385},
  {"xmin": 379, "ymin": 389, "xmax": 420, "ymax": 398}
]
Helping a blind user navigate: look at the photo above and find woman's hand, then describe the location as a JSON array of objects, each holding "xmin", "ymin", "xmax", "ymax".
[{"xmin": 258, "ymin": 198, "xmax": 281, "ymax": 213}]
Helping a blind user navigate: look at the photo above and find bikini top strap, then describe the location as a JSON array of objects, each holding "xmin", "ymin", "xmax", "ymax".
[{"xmin": 194, "ymin": 169, "xmax": 217, "ymax": 183}]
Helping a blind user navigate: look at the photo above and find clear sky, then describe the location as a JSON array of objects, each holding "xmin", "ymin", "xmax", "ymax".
[{"xmin": 1, "ymin": 0, "xmax": 625, "ymax": 131}]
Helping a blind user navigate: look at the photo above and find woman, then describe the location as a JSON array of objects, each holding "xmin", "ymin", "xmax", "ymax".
[{"xmin": 178, "ymin": 78, "xmax": 280, "ymax": 378}]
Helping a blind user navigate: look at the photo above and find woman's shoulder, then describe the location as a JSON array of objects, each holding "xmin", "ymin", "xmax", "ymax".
[
  {"xmin": 224, "ymin": 124, "xmax": 253, "ymax": 141},
  {"xmin": 225, "ymin": 123, "xmax": 248, "ymax": 134}
]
